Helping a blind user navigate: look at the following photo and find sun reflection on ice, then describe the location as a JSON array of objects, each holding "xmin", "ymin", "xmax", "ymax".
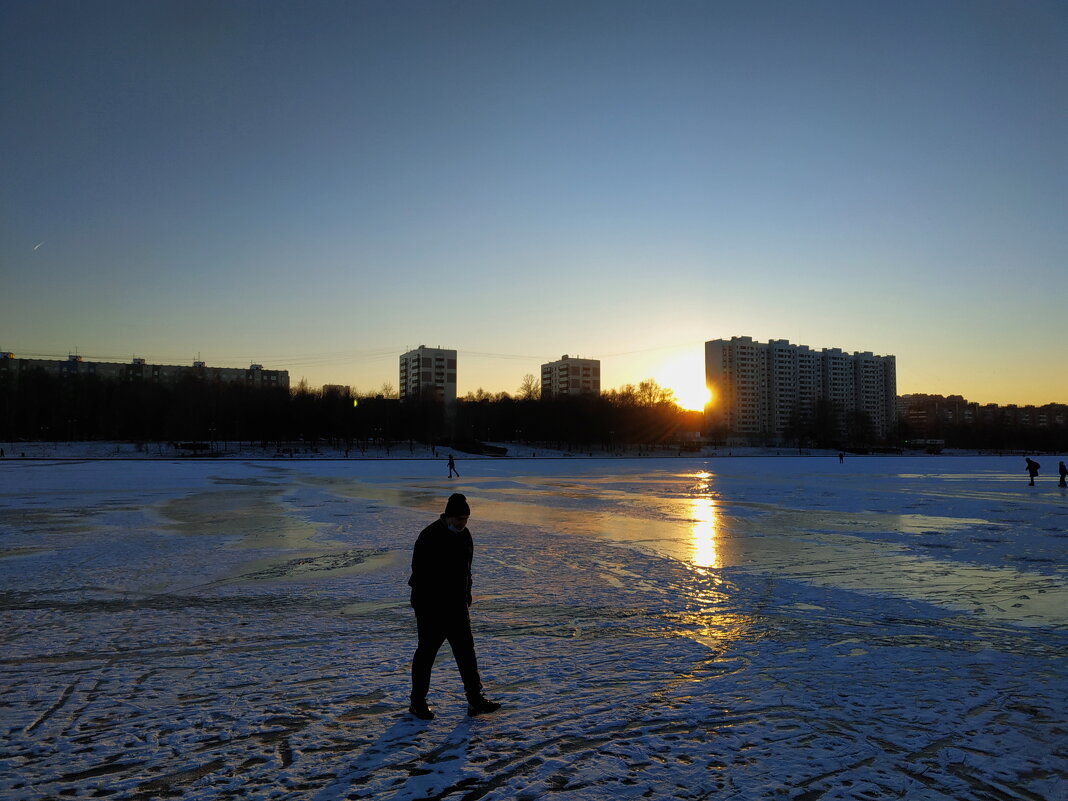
[{"xmin": 690, "ymin": 498, "xmax": 720, "ymax": 569}]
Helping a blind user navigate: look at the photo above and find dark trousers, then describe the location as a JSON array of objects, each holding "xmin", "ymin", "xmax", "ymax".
[{"xmin": 411, "ymin": 604, "xmax": 482, "ymax": 701}]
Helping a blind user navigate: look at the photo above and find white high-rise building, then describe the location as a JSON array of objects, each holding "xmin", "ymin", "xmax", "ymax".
[
  {"xmin": 399, "ymin": 346, "xmax": 457, "ymax": 404},
  {"xmin": 541, "ymin": 355, "xmax": 600, "ymax": 399},
  {"xmin": 705, "ymin": 336, "xmax": 896, "ymax": 443}
]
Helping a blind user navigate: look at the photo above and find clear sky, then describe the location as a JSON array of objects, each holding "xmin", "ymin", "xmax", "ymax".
[{"xmin": 2, "ymin": 0, "xmax": 1065, "ymax": 408}]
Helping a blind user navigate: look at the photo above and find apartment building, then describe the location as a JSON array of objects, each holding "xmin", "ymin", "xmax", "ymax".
[
  {"xmin": 705, "ymin": 337, "xmax": 897, "ymax": 443},
  {"xmin": 399, "ymin": 346, "xmax": 457, "ymax": 404},
  {"xmin": 0, "ymin": 352, "xmax": 289, "ymax": 389},
  {"xmin": 899, "ymin": 394, "xmax": 1068, "ymax": 437},
  {"xmin": 540, "ymin": 355, "xmax": 601, "ymax": 399},
  {"xmin": 852, "ymin": 350, "xmax": 896, "ymax": 439}
]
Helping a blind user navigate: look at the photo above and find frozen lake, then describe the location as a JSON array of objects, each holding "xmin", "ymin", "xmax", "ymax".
[{"xmin": 1, "ymin": 456, "xmax": 1065, "ymax": 800}]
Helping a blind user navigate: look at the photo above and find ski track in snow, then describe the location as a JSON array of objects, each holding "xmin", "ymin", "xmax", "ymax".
[{"xmin": 0, "ymin": 456, "xmax": 1065, "ymax": 800}]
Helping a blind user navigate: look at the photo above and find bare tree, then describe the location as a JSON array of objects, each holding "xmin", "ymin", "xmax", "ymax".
[
  {"xmin": 636, "ymin": 378, "xmax": 676, "ymax": 407},
  {"xmin": 517, "ymin": 373, "xmax": 541, "ymax": 400},
  {"xmin": 379, "ymin": 381, "xmax": 397, "ymax": 399}
]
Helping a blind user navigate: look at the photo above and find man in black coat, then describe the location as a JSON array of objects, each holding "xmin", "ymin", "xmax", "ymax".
[
  {"xmin": 408, "ymin": 493, "xmax": 501, "ymax": 720},
  {"xmin": 1025, "ymin": 457, "xmax": 1040, "ymax": 486}
]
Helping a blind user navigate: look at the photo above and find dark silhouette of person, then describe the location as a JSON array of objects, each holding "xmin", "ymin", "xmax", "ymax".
[
  {"xmin": 407, "ymin": 493, "xmax": 500, "ymax": 720},
  {"xmin": 1025, "ymin": 457, "xmax": 1040, "ymax": 486},
  {"xmin": 1059, "ymin": 461, "xmax": 1067, "ymax": 488},
  {"xmin": 447, "ymin": 453, "xmax": 459, "ymax": 478},
  {"xmin": 838, "ymin": 452, "xmax": 844, "ymax": 464}
]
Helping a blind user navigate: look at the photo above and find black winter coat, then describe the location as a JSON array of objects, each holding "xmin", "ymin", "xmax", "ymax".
[{"xmin": 408, "ymin": 515, "xmax": 473, "ymax": 608}]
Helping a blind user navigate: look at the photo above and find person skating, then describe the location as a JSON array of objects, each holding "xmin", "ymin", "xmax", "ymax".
[
  {"xmin": 1059, "ymin": 461, "xmax": 1067, "ymax": 488},
  {"xmin": 407, "ymin": 493, "xmax": 500, "ymax": 720},
  {"xmin": 447, "ymin": 453, "xmax": 459, "ymax": 478},
  {"xmin": 1025, "ymin": 457, "xmax": 1040, "ymax": 486}
]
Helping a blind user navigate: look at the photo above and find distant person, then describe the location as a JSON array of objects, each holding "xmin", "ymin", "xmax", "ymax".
[
  {"xmin": 1025, "ymin": 457, "xmax": 1040, "ymax": 486},
  {"xmin": 1059, "ymin": 461, "xmax": 1067, "ymax": 488},
  {"xmin": 407, "ymin": 493, "xmax": 500, "ymax": 720},
  {"xmin": 838, "ymin": 452, "xmax": 845, "ymax": 464},
  {"xmin": 447, "ymin": 453, "xmax": 459, "ymax": 478}
]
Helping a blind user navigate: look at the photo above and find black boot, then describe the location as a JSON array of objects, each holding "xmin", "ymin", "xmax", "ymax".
[
  {"xmin": 467, "ymin": 694, "xmax": 501, "ymax": 716},
  {"xmin": 409, "ymin": 698, "xmax": 435, "ymax": 720}
]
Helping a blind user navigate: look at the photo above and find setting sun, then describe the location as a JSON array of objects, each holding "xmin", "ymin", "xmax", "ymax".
[{"xmin": 653, "ymin": 350, "xmax": 710, "ymax": 411}]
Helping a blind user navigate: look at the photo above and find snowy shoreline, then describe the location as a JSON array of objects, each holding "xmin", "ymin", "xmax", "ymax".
[{"xmin": 0, "ymin": 440, "xmax": 1049, "ymax": 461}]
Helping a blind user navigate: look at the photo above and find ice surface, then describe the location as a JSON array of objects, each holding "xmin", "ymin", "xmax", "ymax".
[{"xmin": 0, "ymin": 455, "xmax": 1065, "ymax": 800}]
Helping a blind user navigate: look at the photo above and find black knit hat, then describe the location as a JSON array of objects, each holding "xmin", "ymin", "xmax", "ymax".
[{"xmin": 444, "ymin": 493, "xmax": 470, "ymax": 517}]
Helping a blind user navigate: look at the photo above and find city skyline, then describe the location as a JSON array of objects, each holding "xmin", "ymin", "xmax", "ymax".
[
  {"xmin": 9, "ymin": 337, "xmax": 1067, "ymax": 417},
  {"xmin": 3, "ymin": 2, "xmax": 1066, "ymax": 408}
]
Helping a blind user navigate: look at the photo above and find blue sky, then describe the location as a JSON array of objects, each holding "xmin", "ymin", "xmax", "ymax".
[{"xmin": 2, "ymin": 0, "xmax": 1065, "ymax": 405}]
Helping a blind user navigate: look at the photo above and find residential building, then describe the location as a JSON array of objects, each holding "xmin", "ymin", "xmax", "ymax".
[
  {"xmin": 898, "ymin": 394, "xmax": 1067, "ymax": 439},
  {"xmin": 705, "ymin": 336, "xmax": 897, "ymax": 443},
  {"xmin": 399, "ymin": 346, "xmax": 457, "ymax": 404},
  {"xmin": 541, "ymin": 355, "xmax": 601, "ymax": 399},
  {"xmin": 897, "ymin": 394, "xmax": 971, "ymax": 438},
  {"xmin": 0, "ymin": 352, "xmax": 288, "ymax": 389}
]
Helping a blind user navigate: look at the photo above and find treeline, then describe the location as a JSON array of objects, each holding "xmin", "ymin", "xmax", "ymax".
[
  {"xmin": 458, "ymin": 381, "xmax": 704, "ymax": 452},
  {"xmin": 717, "ymin": 398, "xmax": 1067, "ymax": 452},
  {"xmin": 896, "ymin": 417, "xmax": 1068, "ymax": 453},
  {"xmin": 711, "ymin": 400, "xmax": 883, "ymax": 451},
  {"xmin": 0, "ymin": 370, "xmax": 703, "ymax": 451},
  {"xmin": 3, "ymin": 370, "xmax": 1061, "ymax": 452},
  {"xmin": 1, "ymin": 370, "xmax": 299, "ymax": 446}
]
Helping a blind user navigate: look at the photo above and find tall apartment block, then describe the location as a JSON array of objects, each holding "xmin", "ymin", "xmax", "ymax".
[
  {"xmin": 0, "ymin": 353, "xmax": 289, "ymax": 389},
  {"xmin": 541, "ymin": 355, "xmax": 601, "ymax": 399},
  {"xmin": 399, "ymin": 346, "xmax": 457, "ymax": 404},
  {"xmin": 705, "ymin": 336, "xmax": 896, "ymax": 443}
]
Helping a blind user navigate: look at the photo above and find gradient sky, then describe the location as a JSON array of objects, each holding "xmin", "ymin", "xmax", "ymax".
[{"xmin": 2, "ymin": 0, "xmax": 1065, "ymax": 407}]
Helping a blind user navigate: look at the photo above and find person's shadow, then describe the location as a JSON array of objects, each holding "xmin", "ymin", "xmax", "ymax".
[{"xmin": 312, "ymin": 712, "xmax": 473, "ymax": 801}]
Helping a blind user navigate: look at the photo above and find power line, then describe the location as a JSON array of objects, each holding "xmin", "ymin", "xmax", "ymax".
[
  {"xmin": 457, "ymin": 350, "xmax": 551, "ymax": 362},
  {"xmin": 3, "ymin": 343, "xmax": 705, "ymax": 372},
  {"xmin": 599, "ymin": 341, "xmax": 704, "ymax": 359},
  {"xmin": 1, "ymin": 347, "xmax": 408, "ymax": 370}
]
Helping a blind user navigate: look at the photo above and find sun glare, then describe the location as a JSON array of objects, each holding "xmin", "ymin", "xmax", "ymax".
[{"xmin": 653, "ymin": 351, "xmax": 710, "ymax": 411}]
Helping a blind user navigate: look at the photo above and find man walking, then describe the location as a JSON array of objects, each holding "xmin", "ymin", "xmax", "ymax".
[
  {"xmin": 408, "ymin": 493, "xmax": 500, "ymax": 720},
  {"xmin": 1025, "ymin": 457, "xmax": 1040, "ymax": 486},
  {"xmin": 447, "ymin": 453, "xmax": 459, "ymax": 478}
]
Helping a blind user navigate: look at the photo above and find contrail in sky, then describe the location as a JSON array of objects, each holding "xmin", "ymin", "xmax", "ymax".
[{"xmin": 33, "ymin": 242, "xmax": 43, "ymax": 250}]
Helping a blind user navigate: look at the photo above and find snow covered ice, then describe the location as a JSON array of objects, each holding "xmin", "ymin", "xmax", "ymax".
[{"xmin": 1, "ymin": 455, "xmax": 1065, "ymax": 800}]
